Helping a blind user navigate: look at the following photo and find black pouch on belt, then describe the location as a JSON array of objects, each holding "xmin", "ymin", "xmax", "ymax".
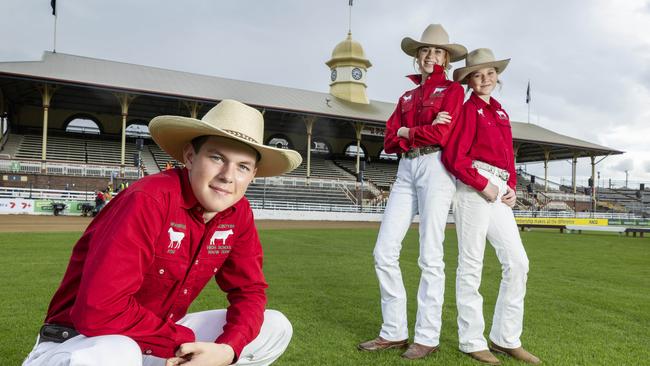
[{"xmin": 39, "ymin": 324, "xmax": 80, "ymax": 343}]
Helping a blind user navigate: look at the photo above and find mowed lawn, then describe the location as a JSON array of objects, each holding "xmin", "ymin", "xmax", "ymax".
[{"xmin": 1, "ymin": 228, "xmax": 649, "ymax": 365}]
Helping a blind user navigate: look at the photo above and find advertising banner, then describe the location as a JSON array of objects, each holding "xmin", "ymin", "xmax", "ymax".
[
  {"xmin": 33, "ymin": 200, "xmax": 92, "ymax": 215},
  {"xmin": 0, "ymin": 198, "xmax": 35, "ymax": 214},
  {"xmin": 515, "ymin": 217, "xmax": 609, "ymax": 226}
]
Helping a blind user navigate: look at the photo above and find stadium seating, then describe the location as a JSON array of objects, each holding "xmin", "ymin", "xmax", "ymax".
[
  {"xmin": 149, "ymin": 144, "xmax": 180, "ymax": 171},
  {"xmin": 284, "ymin": 155, "xmax": 356, "ymax": 181},
  {"xmin": 333, "ymin": 158, "xmax": 397, "ymax": 190},
  {"xmin": 13, "ymin": 133, "xmax": 140, "ymax": 166},
  {"xmin": 246, "ymin": 178, "xmax": 356, "ymax": 207}
]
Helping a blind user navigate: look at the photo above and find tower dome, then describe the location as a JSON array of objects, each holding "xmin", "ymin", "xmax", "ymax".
[{"xmin": 325, "ymin": 32, "xmax": 372, "ymax": 104}]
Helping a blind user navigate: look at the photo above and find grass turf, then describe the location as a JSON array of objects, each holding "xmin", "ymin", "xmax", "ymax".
[{"xmin": 1, "ymin": 229, "xmax": 649, "ymax": 365}]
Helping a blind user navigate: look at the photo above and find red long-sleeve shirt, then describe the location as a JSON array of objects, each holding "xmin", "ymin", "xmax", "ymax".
[
  {"xmin": 384, "ymin": 64, "xmax": 464, "ymax": 154},
  {"xmin": 45, "ymin": 168, "xmax": 267, "ymax": 359},
  {"xmin": 442, "ymin": 92, "xmax": 517, "ymax": 192}
]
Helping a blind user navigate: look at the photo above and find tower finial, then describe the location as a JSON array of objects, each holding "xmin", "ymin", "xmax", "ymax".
[{"xmin": 348, "ymin": 0, "xmax": 353, "ymax": 34}]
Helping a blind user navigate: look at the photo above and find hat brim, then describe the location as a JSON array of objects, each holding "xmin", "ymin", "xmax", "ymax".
[
  {"xmin": 452, "ymin": 59, "xmax": 510, "ymax": 84},
  {"xmin": 149, "ymin": 116, "xmax": 302, "ymax": 177},
  {"xmin": 400, "ymin": 37, "xmax": 468, "ymax": 62}
]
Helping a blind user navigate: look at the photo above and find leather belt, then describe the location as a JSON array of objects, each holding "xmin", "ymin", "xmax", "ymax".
[
  {"xmin": 38, "ymin": 324, "xmax": 80, "ymax": 344},
  {"xmin": 472, "ymin": 160, "xmax": 510, "ymax": 181},
  {"xmin": 401, "ymin": 145, "xmax": 441, "ymax": 159}
]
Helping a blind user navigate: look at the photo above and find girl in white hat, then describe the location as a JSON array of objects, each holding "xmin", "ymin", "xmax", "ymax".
[
  {"xmin": 442, "ymin": 48, "xmax": 541, "ymax": 365},
  {"xmin": 358, "ymin": 24, "xmax": 467, "ymax": 360}
]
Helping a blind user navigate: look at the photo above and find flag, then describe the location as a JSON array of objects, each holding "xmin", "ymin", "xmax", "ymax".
[
  {"xmin": 51, "ymin": 0, "xmax": 56, "ymax": 15},
  {"xmin": 525, "ymin": 81, "xmax": 531, "ymax": 104},
  {"xmin": 349, "ymin": 0, "xmax": 353, "ymax": 6}
]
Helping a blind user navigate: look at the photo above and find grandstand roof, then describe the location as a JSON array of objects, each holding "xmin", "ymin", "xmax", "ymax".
[
  {"xmin": 511, "ymin": 122, "xmax": 623, "ymax": 162},
  {"xmin": 0, "ymin": 52, "xmax": 623, "ymax": 162},
  {"xmin": 0, "ymin": 51, "xmax": 394, "ymax": 123}
]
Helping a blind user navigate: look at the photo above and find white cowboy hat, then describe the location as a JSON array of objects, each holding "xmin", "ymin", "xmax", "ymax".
[
  {"xmin": 149, "ymin": 99, "xmax": 302, "ymax": 177},
  {"xmin": 452, "ymin": 48, "xmax": 510, "ymax": 84},
  {"xmin": 401, "ymin": 24, "xmax": 467, "ymax": 62}
]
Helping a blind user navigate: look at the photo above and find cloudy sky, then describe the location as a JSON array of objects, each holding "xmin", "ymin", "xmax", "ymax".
[{"xmin": 1, "ymin": 0, "xmax": 649, "ymax": 186}]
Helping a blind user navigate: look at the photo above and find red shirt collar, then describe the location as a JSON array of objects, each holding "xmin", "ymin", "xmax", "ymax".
[
  {"xmin": 469, "ymin": 92, "xmax": 502, "ymax": 110},
  {"xmin": 406, "ymin": 64, "xmax": 447, "ymax": 86}
]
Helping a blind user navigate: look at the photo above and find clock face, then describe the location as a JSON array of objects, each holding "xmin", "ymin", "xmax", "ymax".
[
  {"xmin": 330, "ymin": 69, "xmax": 337, "ymax": 81},
  {"xmin": 351, "ymin": 67, "xmax": 363, "ymax": 80}
]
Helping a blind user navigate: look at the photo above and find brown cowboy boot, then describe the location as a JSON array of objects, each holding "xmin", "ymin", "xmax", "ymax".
[
  {"xmin": 465, "ymin": 350, "xmax": 501, "ymax": 365},
  {"xmin": 489, "ymin": 342, "xmax": 541, "ymax": 364},
  {"xmin": 357, "ymin": 337, "xmax": 408, "ymax": 351},
  {"xmin": 401, "ymin": 343, "xmax": 439, "ymax": 360}
]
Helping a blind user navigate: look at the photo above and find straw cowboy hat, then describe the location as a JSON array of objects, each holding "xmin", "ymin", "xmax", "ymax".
[
  {"xmin": 401, "ymin": 24, "xmax": 467, "ymax": 62},
  {"xmin": 149, "ymin": 99, "xmax": 302, "ymax": 177},
  {"xmin": 453, "ymin": 48, "xmax": 510, "ymax": 84}
]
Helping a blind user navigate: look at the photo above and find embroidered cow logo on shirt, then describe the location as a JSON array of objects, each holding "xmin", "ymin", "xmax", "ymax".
[
  {"xmin": 208, "ymin": 229, "xmax": 234, "ymax": 255},
  {"xmin": 402, "ymin": 94, "xmax": 412, "ymax": 102},
  {"xmin": 496, "ymin": 110, "xmax": 508, "ymax": 119},
  {"xmin": 167, "ymin": 227, "xmax": 185, "ymax": 251},
  {"xmin": 431, "ymin": 87, "xmax": 447, "ymax": 97},
  {"xmin": 477, "ymin": 108, "xmax": 485, "ymax": 117},
  {"xmin": 210, "ymin": 229, "xmax": 233, "ymax": 246}
]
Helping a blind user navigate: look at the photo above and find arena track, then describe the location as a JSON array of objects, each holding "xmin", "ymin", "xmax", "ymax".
[{"xmin": 0, "ymin": 215, "xmax": 399, "ymax": 232}]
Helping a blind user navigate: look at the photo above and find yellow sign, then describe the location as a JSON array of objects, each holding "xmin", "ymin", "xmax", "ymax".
[{"xmin": 515, "ymin": 217, "xmax": 608, "ymax": 226}]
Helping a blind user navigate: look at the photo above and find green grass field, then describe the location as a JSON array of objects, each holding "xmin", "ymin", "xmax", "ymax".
[{"xmin": 2, "ymin": 228, "xmax": 649, "ymax": 365}]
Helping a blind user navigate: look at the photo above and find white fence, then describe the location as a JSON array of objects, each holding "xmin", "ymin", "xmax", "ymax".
[
  {"xmin": 0, "ymin": 186, "xmax": 642, "ymax": 220},
  {"xmin": 0, "ymin": 186, "xmax": 95, "ymax": 201},
  {"xmin": 0, "ymin": 159, "xmax": 141, "ymax": 179},
  {"xmin": 254, "ymin": 175, "xmax": 381, "ymax": 196}
]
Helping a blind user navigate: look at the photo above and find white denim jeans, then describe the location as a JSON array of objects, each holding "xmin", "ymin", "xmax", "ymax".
[
  {"xmin": 454, "ymin": 168, "xmax": 529, "ymax": 353},
  {"xmin": 23, "ymin": 309, "xmax": 292, "ymax": 366},
  {"xmin": 373, "ymin": 151, "xmax": 455, "ymax": 347}
]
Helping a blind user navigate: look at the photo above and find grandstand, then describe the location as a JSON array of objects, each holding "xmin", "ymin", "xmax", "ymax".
[{"xmin": 1, "ymin": 51, "xmax": 642, "ymax": 219}]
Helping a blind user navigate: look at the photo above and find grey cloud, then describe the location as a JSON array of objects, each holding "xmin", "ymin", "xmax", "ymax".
[{"xmin": 612, "ymin": 158, "xmax": 635, "ymax": 172}]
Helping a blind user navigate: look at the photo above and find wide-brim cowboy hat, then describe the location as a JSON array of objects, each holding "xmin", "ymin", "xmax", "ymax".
[
  {"xmin": 401, "ymin": 24, "xmax": 467, "ymax": 62},
  {"xmin": 149, "ymin": 99, "xmax": 302, "ymax": 177},
  {"xmin": 453, "ymin": 48, "xmax": 510, "ymax": 84}
]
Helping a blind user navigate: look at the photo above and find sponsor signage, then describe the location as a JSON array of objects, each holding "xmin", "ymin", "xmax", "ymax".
[
  {"xmin": 0, "ymin": 198, "xmax": 35, "ymax": 214},
  {"xmin": 515, "ymin": 217, "xmax": 608, "ymax": 226}
]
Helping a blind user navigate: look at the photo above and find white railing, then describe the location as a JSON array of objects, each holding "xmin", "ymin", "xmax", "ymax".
[
  {"xmin": 542, "ymin": 192, "xmax": 591, "ymax": 202},
  {"xmin": 512, "ymin": 210, "xmax": 640, "ymax": 219},
  {"xmin": 0, "ymin": 186, "xmax": 95, "ymax": 201},
  {"xmin": 254, "ymin": 175, "xmax": 382, "ymax": 196},
  {"xmin": 249, "ymin": 200, "xmax": 386, "ymax": 213},
  {"xmin": 0, "ymin": 158, "xmax": 141, "ymax": 179}
]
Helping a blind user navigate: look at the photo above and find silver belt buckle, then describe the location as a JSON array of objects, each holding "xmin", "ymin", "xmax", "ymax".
[{"xmin": 499, "ymin": 170, "xmax": 510, "ymax": 181}]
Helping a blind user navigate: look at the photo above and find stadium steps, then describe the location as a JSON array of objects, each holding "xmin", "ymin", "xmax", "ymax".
[
  {"xmin": 0, "ymin": 133, "xmax": 23, "ymax": 158},
  {"xmin": 140, "ymin": 147, "xmax": 160, "ymax": 174}
]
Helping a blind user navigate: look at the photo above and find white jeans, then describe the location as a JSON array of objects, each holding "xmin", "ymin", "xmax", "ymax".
[
  {"xmin": 22, "ymin": 309, "xmax": 292, "ymax": 366},
  {"xmin": 454, "ymin": 169, "xmax": 529, "ymax": 353},
  {"xmin": 373, "ymin": 151, "xmax": 455, "ymax": 347}
]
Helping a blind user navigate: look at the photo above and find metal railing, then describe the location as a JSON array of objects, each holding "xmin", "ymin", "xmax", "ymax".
[
  {"xmin": 0, "ymin": 158, "xmax": 141, "ymax": 179},
  {"xmin": 249, "ymin": 200, "xmax": 386, "ymax": 213},
  {"xmin": 0, "ymin": 186, "xmax": 94, "ymax": 201}
]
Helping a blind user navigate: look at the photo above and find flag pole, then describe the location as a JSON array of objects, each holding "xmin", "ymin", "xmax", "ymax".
[
  {"xmin": 526, "ymin": 79, "xmax": 531, "ymax": 124},
  {"xmin": 52, "ymin": 0, "xmax": 57, "ymax": 53},
  {"xmin": 348, "ymin": 0, "xmax": 353, "ymax": 33},
  {"xmin": 53, "ymin": 15, "xmax": 57, "ymax": 53}
]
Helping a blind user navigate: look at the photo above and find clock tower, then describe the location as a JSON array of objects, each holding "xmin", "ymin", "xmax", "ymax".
[{"xmin": 325, "ymin": 31, "xmax": 372, "ymax": 104}]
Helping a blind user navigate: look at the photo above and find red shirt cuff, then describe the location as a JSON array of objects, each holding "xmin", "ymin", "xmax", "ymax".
[
  {"xmin": 408, "ymin": 126, "xmax": 416, "ymax": 146},
  {"xmin": 141, "ymin": 324, "xmax": 195, "ymax": 359},
  {"xmin": 216, "ymin": 330, "xmax": 248, "ymax": 363},
  {"xmin": 471, "ymin": 175, "xmax": 489, "ymax": 192},
  {"xmin": 398, "ymin": 137, "xmax": 410, "ymax": 152}
]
